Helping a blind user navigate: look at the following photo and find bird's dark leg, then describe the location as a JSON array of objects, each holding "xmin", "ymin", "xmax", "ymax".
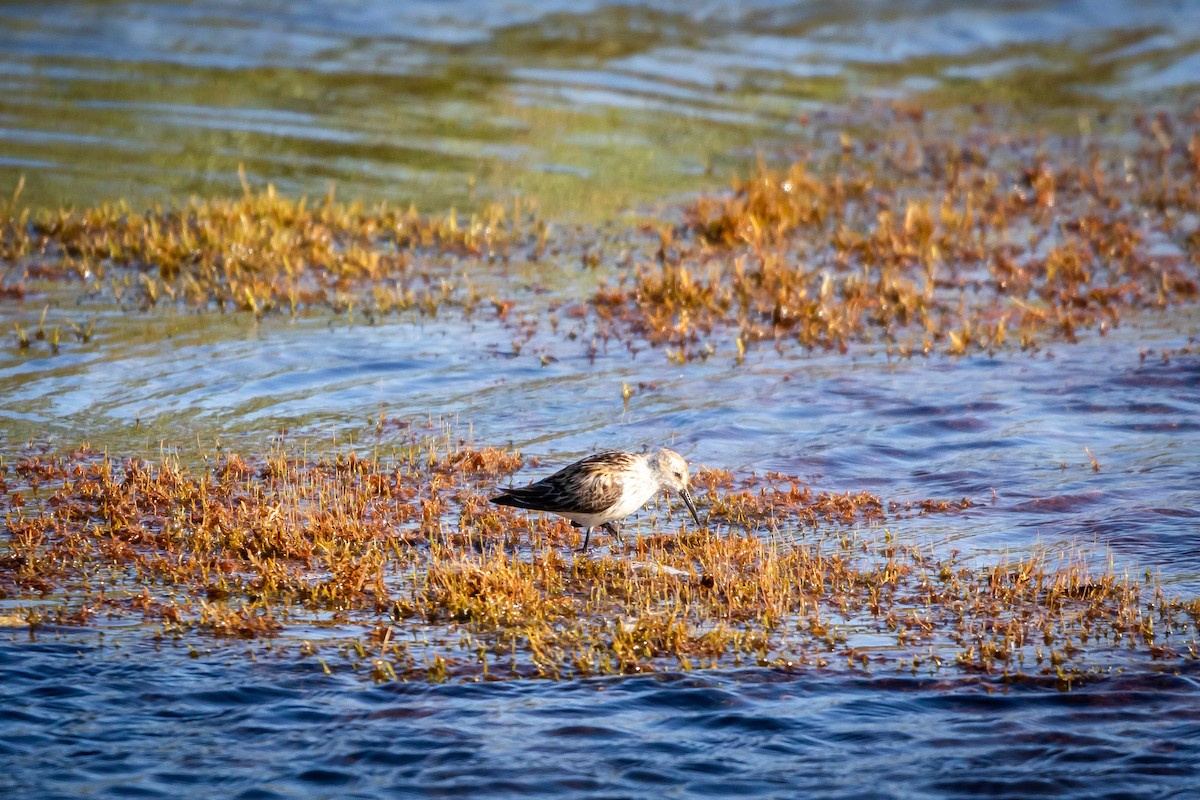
[
  {"xmin": 579, "ymin": 527, "xmax": 592, "ymax": 553},
  {"xmin": 601, "ymin": 522, "xmax": 622, "ymax": 544}
]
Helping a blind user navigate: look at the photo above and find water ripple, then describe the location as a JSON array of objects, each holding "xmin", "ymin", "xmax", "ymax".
[{"xmin": 3, "ymin": 638, "xmax": 1200, "ymax": 798}]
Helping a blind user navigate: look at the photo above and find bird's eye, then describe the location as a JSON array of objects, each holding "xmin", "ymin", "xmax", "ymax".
[{"xmin": 674, "ymin": 471, "xmax": 683, "ymax": 479}]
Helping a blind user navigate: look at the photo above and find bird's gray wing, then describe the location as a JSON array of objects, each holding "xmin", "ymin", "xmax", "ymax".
[{"xmin": 491, "ymin": 451, "xmax": 631, "ymax": 515}]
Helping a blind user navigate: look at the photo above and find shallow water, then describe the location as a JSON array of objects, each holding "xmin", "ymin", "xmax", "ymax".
[
  {"xmin": 2, "ymin": 0, "xmax": 1199, "ymax": 213},
  {"xmin": 4, "ymin": 635, "xmax": 1200, "ymax": 799},
  {"xmin": 2, "ymin": 1, "xmax": 1200, "ymax": 797}
]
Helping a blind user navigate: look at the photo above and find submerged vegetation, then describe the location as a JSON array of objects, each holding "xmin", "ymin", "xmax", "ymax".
[
  {"xmin": 0, "ymin": 425, "xmax": 1195, "ymax": 686},
  {"xmin": 596, "ymin": 105, "xmax": 1200, "ymax": 359},
  {"xmin": 2, "ymin": 105, "xmax": 1198, "ymax": 360},
  {"xmin": 0, "ymin": 172, "xmax": 542, "ymax": 325}
]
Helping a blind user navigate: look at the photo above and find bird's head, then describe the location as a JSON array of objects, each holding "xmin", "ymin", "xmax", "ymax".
[{"xmin": 650, "ymin": 448, "xmax": 703, "ymax": 528}]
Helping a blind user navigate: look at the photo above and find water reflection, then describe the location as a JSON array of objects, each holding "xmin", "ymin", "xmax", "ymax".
[{"xmin": 2, "ymin": 1, "xmax": 1198, "ymax": 211}]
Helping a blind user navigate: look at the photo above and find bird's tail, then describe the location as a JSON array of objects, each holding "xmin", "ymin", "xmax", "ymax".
[{"xmin": 490, "ymin": 488, "xmax": 539, "ymax": 510}]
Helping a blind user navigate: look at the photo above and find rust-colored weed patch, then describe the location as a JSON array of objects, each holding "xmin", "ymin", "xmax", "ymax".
[
  {"xmin": 1, "ymin": 432, "xmax": 1194, "ymax": 685},
  {"xmin": 0, "ymin": 175, "xmax": 539, "ymax": 323},
  {"xmin": 593, "ymin": 106, "xmax": 1200, "ymax": 359},
  {"xmin": 3, "ymin": 107, "xmax": 1197, "ymax": 363}
]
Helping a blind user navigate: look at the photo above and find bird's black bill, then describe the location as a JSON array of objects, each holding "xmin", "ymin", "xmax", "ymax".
[{"xmin": 679, "ymin": 488, "xmax": 704, "ymax": 529}]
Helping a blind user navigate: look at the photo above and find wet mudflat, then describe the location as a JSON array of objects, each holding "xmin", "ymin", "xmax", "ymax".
[{"xmin": 2, "ymin": 0, "xmax": 1200, "ymax": 797}]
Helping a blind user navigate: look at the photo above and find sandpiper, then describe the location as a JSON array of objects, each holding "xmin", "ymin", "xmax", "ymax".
[{"xmin": 491, "ymin": 448, "xmax": 704, "ymax": 551}]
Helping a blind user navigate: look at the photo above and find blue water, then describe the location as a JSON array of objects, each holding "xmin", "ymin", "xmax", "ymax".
[{"xmin": 4, "ymin": 635, "xmax": 1200, "ymax": 800}]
